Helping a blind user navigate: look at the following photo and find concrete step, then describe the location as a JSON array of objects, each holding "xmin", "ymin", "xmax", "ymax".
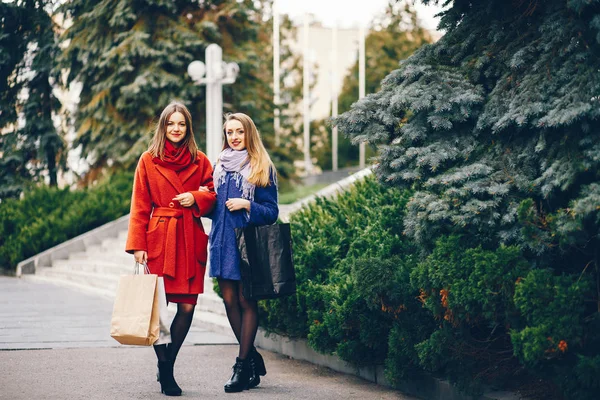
[
  {"xmin": 35, "ymin": 267, "xmax": 119, "ymax": 293},
  {"xmin": 67, "ymin": 250, "xmax": 92, "ymax": 260},
  {"xmin": 21, "ymin": 274, "xmax": 116, "ymax": 300},
  {"xmin": 193, "ymin": 310, "xmax": 234, "ymax": 339},
  {"xmin": 197, "ymin": 292, "xmax": 226, "ymax": 317},
  {"xmin": 83, "ymin": 241, "xmax": 124, "ymax": 256},
  {"xmin": 52, "ymin": 259, "xmax": 131, "ymax": 276},
  {"xmin": 118, "ymin": 230, "xmax": 129, "ymax": 242},
  {"xmin": 69, "ymin": 250, "xmax": 132, "ymax": 266},
  {"xmin": 203, "ymin": 276, "xmax": 217, "ymax": 294},
  {"xmin": 98, "ymin": 237, "xmax": 126, "ymax": 252},
  {"xmin": 71, "ymin": 236, "xmax": 126, "ymax": 254}
]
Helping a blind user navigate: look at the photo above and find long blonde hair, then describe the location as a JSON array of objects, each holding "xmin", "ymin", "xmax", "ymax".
[
  {"xmin": 222, "ymin": 113, "xmax": 274, "ymax": 187},
  {"xmin": 148, "ymin": 101, "xmax": 198, "ymax": 162}
]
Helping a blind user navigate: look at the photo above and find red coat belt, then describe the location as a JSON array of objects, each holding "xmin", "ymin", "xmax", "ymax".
[{"xmin": 151, "ymin": 207, "xmax": 195, "ymax": 280}]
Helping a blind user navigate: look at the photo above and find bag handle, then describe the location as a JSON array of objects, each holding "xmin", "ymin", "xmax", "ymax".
[{"xmin": 134, "ymin": 262, "xmax": 151, "ymax": 275}]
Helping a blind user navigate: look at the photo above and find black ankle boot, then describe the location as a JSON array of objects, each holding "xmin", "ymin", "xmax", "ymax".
[
  {"xmin": 224, "ymin": 357, "xmax": 251, "ymax": 393},
  {"xmin": 248, "ymin": 358, "xmax": 260, "ymax": 389},
  {"xmin": 248, "ymin": 348, "xmax": 266, "ymax": 389},
  {"xmin": 158, "ymin": 360, "xmax": 182, "ymax": 396},
  {"xmin": 251, "ymin": 347, "xmax": 267, "ymax": 376},
  {"xmin": 156, "ymin": 359, "xmax": 172, "ymax": 381}
]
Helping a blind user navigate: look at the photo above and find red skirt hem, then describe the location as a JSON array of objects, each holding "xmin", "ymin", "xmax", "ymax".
[{"xmin": 166, "ymin": 293, "xmax": 198, "ymax": 305}]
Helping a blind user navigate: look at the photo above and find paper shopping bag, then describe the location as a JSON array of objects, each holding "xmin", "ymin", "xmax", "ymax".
[
  {"xmin": 154, "ymin": 276, "xmax": 171, "ymax": 345},
  {"xmin": 110, "ymin": 272, "xmax": 160, "ymax": 346}
]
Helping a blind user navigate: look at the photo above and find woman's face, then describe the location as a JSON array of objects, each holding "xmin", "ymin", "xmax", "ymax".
[
  {"xmin": 225, "ymin": 119, "xmax": 246, "ymax": 150},
  {"xmin": 166, "ymin": 112, "xmax": 187, "ymax": 147}
]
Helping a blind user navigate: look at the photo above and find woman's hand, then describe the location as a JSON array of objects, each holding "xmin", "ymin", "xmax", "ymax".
[
  {"xmin": 134, "ymin": 250, "xmax": 147, "ymax": 264},
  {"xmin": 226, "ymin": 198, "xmax": 251, "ymax": 212},
  {"xmin": 173, "ymin": 192, "xmax": 195, "ymax": 207},
  {"xmin": 198, "ymin": 186, "xmax": 209, "ymax": 192}
]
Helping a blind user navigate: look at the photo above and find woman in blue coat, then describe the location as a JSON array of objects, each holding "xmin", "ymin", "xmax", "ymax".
[{"xmin": 201, "ymin": 113, "xmax": 278, "ymax": 392}]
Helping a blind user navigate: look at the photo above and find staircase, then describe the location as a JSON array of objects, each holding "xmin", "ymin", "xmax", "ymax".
[
  {"xmin": 20, "ymin": 216, "xmax": 233, "ymax": 337},
  {"xmin": 27, "ymin": 230, "xmax": 130, "ymax": 298},
  {"xmin": 17, "ymin": 168, "xmax": 372, "ymax": 337}
]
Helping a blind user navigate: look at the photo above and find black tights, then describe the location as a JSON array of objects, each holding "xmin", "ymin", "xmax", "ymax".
[
  {"xmin": 154, "ymin": 303, "xmax": 195, "ymax": 364},
  {"xmin": 218, "ymin": 279, "xmax": 258, "ymax": 360}
]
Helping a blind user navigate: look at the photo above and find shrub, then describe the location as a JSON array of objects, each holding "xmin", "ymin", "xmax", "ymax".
[
  {"xmin": 260, "ymin": 176, "xmax": 419, "ymax": 369},
  {"xmin": 262, "ymin": 175, "xmax": 599, "ymax": 398},
  {"xmin": 410, "ymin": 235, "xmax": 531, "ymax": 392},
  {"xmin": 511, "ymin": 269, "xmax": 599, "ymax": 400},
  {"xmin": 333, "ymin": 0, "xmax": 600, "ymax": 396}
]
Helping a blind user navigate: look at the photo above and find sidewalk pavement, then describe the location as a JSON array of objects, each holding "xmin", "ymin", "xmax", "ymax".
[
  {"xmin": 0, "ymin": 276, "xmax": 414, "ymax": 399},
  {"xmin": 0, "ymin": 276, "xmax": 234, "ymax": 349}
]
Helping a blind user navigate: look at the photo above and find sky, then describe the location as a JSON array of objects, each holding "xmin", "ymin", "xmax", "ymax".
[{"xmin": 277, "ymin": 0, "xmax": 445, "ymax": 32}]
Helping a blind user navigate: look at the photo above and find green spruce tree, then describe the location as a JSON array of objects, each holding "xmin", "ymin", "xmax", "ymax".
[
  {"xmin": 60, "ymin": 0, "xmax": 205, "ymax": 180},
  {"xmin": 60, "ymin": 0, "xmax": 298, "ymax": 183},
  {"xmin": 20, "ymin": 0, "xmax": 64, "ymax": 188},
  {"xmin": 0, "ymin": 0, "xmax": 63, "ymax": 200},
  {"xmin": 336, "ymin": 0, "xmax": 600, "ymax": 397},
  {"xmin": 338, "ymin": 0, "xmax": 600, "ymax": 255},
  {"xmin": 0, "ymin": 1, "xmax": 29, "ymax": 199}
]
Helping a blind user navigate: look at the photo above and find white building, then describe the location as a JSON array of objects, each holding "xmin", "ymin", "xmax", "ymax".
[{"xmin": 291, "ymin": 18, "xmax": 362, "ymax": 121}]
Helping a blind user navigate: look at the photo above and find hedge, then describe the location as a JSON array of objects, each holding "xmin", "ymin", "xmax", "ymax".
[{"xmin": 259, "ymin": 176, "xmax": 598, "ymax": 399}]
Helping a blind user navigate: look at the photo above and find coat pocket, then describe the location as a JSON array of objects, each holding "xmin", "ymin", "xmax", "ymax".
[{"xmin": 146, "ymin": 217, "xmax": 166, "ymax": 261}]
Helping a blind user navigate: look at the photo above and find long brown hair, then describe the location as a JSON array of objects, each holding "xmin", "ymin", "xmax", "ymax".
[
  {"xmin": 148, "ymin": 101, "xmax": 198, "ymax": 161},
  {"xmin": 222, "ymin": 113, "xmax": 274, "ymax": 187}
]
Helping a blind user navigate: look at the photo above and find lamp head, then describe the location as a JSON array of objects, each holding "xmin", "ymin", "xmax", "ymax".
[{"xmin": 187, "ymin": 60, "xmax": 206, "ymax": 82}]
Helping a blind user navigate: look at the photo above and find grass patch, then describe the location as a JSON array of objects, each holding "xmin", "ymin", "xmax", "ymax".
[{"xmin": 278, "ymin": 183, "xmax": 329, "ymax": 204}]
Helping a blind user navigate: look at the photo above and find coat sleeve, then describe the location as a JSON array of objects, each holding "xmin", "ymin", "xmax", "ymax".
[
  {"xmin": 191, "ymin": 154, "xmax": 217, "ymax": 218},
  {"xmin": 126, "ymin": 155, "xmax": 152, "ymax": 254},
  {"xmin": 246, "ymin": 169, "xmax": 279, "ymax": 226},
  {"xmin": 201, "ymin": 162, "xmax": 218, "ymax": 220}
]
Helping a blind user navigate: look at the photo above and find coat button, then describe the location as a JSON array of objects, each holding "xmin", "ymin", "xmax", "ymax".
[{"xmin": 169, "ymin": 202, "xmax": 175, "ymax": 208}]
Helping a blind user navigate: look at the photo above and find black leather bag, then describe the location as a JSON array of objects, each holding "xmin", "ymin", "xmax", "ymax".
[{"xmin": 235, "ymin": 223, "xmax": 296, "ymax": 300}]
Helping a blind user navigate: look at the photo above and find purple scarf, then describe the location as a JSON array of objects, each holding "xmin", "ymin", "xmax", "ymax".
[{"xmin": 213, "ymin": 148, "xmax": 256, "ymax": 201}]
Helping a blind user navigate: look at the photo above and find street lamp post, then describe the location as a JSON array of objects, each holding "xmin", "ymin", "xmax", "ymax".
[
  {"xmin": 331, "ymin": 22, "xmax": 338, "ymax": 172},
  {"xmin": 358, "ymin": 23, "xmax": 366, "ymax": 169},
  {"xmin": 273, "ymin": 0, "xmax": 281, "ymax": 146},
  {"xmin": 302, "ymin": 13, "xmax": 314, "ymax": 175},
  {"xmin": 188, "ymin": 44, "xmax": 240, "ymax": 163}
]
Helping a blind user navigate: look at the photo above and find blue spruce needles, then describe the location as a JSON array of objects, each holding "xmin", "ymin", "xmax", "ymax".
[{"xmin": 335, "ymin": 0, "xmax": 600, "ymax": 255}]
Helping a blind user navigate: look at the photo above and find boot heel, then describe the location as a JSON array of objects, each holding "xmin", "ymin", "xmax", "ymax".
[
  {"xmin": 158, "ymin": 360, "xmax": 182, "ymax": 396},
  {"xmin": 252, "ymin": 348, "xmax": 267, "ymax": 376},
  {"xmin": 248, "ymin": 357, "xmax": 261, "ymax": 389}
]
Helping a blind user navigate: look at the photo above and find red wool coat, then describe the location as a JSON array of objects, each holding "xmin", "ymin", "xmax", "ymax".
[{"xmin": 126, "ymin": 151, "xmax": 216, "ymax": 295}]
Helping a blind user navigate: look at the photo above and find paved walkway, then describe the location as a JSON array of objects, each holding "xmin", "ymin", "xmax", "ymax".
[
  {"xmin": 0, "ymin": 277, "xmax": 414, "ymax": 399},
  {"xmin": 0, "ymin": 276, "xmax": 234, "ymax": 349}
]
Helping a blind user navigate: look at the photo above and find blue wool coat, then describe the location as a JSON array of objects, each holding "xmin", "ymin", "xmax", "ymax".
[{"xmin": 208, "ymin": 170, "xmax": 279, "ymax": 280}]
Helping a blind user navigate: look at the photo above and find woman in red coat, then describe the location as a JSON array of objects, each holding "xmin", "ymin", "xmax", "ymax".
[{"xmin": 126, "ymin": 101, "xmax": 216, "ymax": 396}]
